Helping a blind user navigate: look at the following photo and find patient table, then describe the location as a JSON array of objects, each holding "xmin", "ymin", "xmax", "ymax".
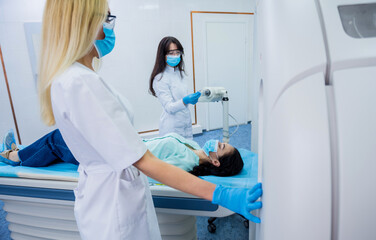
[{"xmin": 0, "ymin": 149, "xmax": 258, "ymax": 240}]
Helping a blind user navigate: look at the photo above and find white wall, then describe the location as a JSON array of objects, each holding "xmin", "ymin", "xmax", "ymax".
[
  {"xmin": 0, "ymin": 52, "xmax": 17, "ymax": 143},
  {"xmin": 251, "ymin": 0, "xmax": 262, "ymax": 154},
  {"xmin": 0, "ymin": 0, "xmax": 54, "ymax": 145},
  {"xmin": 0, "ymin": 0, "xmax": 256, "ymax": 144}
]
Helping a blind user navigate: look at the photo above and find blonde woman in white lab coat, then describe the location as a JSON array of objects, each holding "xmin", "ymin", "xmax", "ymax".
[
  {"xmin": 149, "ymin": 36, "xmax": 201, "ymax": 139},
  {"xmin": 38, "ymin": 1, "xmax": 262, "ymax": 239}
]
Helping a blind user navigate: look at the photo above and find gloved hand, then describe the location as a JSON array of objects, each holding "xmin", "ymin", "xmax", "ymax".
[
  {"xmin": 183, "ymin": 92, "xmax": 201, "ymax": 105},
  {"xmin": 212, "ymin": 183, "xmax": 262, "ymax": 223}
]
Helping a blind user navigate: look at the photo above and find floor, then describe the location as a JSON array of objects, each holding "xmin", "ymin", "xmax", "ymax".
[
  {"xmin": 0, "ymin": 123, "xmax": 252, "ymax": 240},
  {"xmin": 0, "ymin": 201, "xmax": 8, "ymax": 240}
]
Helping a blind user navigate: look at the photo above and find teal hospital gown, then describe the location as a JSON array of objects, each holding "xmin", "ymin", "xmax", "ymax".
[{"xmin": 143, "ymin": 133, "xmax": 201, "ymax": 172}]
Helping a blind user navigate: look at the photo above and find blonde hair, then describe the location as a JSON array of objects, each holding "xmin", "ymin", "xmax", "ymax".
[{"xmin": 38, "ymin": 0, "xmax": 108, "ymax": 125}]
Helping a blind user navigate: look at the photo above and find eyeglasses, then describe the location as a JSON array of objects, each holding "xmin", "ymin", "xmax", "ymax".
[
  {"xmin": 106, "ymin": 14, "xmax": 116, "ymax": 24},
  {"xmin": 167, "ymin": 50, "xmax": 182, "ymax": 56}
]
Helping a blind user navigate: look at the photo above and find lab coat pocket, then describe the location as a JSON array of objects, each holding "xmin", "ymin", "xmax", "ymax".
[
  {"xmin": 120, "ymin": 166, "xmax": 142, "ymax": 182},
  {"xmin": 74, "ymin": 170, "xmax": 87, "ymax": 199},
  {"xmin": 118, "ymin": 167, "xmax": 150, "ymax": 238}
]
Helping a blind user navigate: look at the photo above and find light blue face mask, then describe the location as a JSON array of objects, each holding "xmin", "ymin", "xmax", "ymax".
[
  {"xmin": 202, "ymin": 140, "xmax": 219, "ymax": 157},
  {"xmin": 166, "ymin": 55, "xmax": 181, "ymax": 67},
  {"xmin": 94, "ymin": 22, "xmax": 116, "ymax": 58}
]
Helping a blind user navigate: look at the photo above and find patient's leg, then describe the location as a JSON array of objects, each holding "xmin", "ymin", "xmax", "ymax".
[{"xmin": 18, "ymin": 129, "xmax": 78, "ymax": 167}]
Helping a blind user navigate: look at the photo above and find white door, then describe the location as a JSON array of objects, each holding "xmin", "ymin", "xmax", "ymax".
[{"xmin": 192, "ymin": 12, "xmax": 254, "ymax": 130}]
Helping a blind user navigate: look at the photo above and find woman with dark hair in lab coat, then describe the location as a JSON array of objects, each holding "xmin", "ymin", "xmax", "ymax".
[
  {"xmin": 37, "ymin": 0, "xmax": 262, "ymax": 239},
  {"xmin": 149, "ymin": 36, "xmax": 201, "ymax": 139}
]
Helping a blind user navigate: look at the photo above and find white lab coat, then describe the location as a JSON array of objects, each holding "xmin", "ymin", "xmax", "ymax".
[
  {"xmin": 51, "ymin": 62, "xmax": 161, "ymax": 240},
  {"xmin": 153, "ymin": 66, "xmax": 193, "ymax": 139}
]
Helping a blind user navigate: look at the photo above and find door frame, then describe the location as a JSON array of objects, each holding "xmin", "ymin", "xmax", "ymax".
[
  {"xmin": 0, "ymin": 45, "xmax": 22, "ymax": 144},
  {"xmin": 190, "ymin": 11, "xmax": 254, "ymax": 127}
]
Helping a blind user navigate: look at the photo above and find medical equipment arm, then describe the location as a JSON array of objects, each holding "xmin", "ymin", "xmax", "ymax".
[{"xmin": 198, "ymin": 87, "xmax": 230, "ymax": 143}]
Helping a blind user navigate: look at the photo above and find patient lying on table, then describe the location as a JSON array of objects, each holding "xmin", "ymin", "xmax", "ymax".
[{"xmin": 1, "ymin": 129, "xmax": 243, "ymax": 177}]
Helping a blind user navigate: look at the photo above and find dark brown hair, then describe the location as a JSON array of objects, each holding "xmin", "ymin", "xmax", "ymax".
[{"xmin": 189, "ymin": 148, "xmax": 244, "ymax": 177}]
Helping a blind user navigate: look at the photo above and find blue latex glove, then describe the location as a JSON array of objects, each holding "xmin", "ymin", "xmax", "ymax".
[
  {"xmin": 183, "ymin": 92, "xmax": 201, "ymax": 105},
  {"xmin": 212, "ymin": 183, "xmax": 263, "ymax": 223}
]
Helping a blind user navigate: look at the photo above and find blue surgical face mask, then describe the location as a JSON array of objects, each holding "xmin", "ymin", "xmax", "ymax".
[
  {"xmin": 202, "ymin": 140, "xmax": 219, "ymax": 157},
  {"xmin": 166, "ymin": 55, "xmax": 181, "ymax": 67},
  {"xmin": 94, "ymin": 22, "xmax": 116, "ymax": 58}
]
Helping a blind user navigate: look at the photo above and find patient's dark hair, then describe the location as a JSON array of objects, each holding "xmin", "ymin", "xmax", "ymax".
[{"xmin": 189, "ymin": 148, "xmax": 244, "ymax": 177}]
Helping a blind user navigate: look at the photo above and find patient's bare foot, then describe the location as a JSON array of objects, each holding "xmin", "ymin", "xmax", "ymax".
[
  {"xmin": 0, "ymin": 149, "xmax": 20, "ymax": 166},
  {"xmin": 8, "ymin": 150, "xmax": 20, "ymax": 162}
]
